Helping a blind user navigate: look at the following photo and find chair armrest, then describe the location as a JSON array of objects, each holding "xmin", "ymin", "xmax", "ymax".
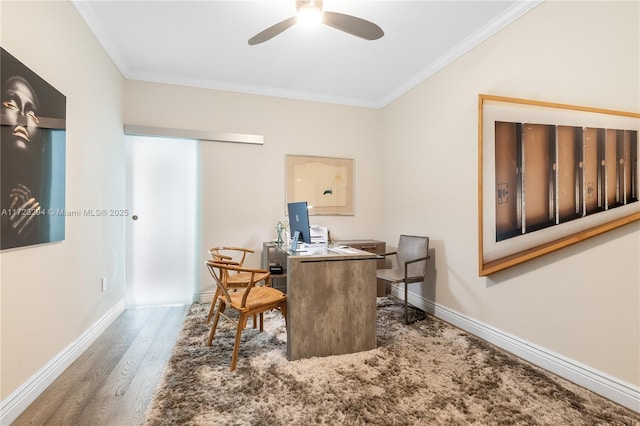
[
  {"xmin": 206, "ymin": 259, "xmax": 240, "ymax": 266},
  {"xmin": 208, "ymin": 247, "xmax": 254, "ymax": 267},
  {"xmin": 223, "ymin": 247, "xmax": 255, "ymax": 254},
  {"xmin": 405, "ymin": 255, "xmax": 429, "ymax": 265},
  {"xmin": 403, "ymin": 255, "xmax": 430, "ymax": 279},
  {"xmin": 211, "ymin": 253, "xmax": 233, "ymax": 260},
  {"xmin": 214, "ymin": 263, "xmax": 269, "ymax": 275}
]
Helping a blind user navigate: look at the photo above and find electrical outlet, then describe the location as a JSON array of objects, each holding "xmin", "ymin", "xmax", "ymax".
[{"xmin": 101, "ymin": 277, "xmax": 107, "ymax": 292}]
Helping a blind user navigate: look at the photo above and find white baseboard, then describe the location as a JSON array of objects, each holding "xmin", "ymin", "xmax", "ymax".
[
  {"xmin": 0, "ymin": 299, "xmax": 126, "ymax": 425},
  {"xmin": 199, "ymin": 291, "xmax": 214, "ymax": 304},
  {"xmin": 388, "ymin": 285, "xmax": 640, "ymax": 413}
]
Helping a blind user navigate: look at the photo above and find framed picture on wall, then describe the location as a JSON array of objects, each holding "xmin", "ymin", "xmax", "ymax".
[
  {"xmin": 286, "ymin": 155, "xmax": 354, "ymax": 215},
  {"xmin": 1, "ymin": 47, "xmax": 66, "ymax": 250},
  {"xmin": 478, "ymin": 94, "xmax": 639, "ymax": 276}
]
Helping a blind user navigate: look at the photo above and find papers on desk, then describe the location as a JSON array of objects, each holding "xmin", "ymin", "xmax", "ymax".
[
  {"xmin": 301, "ymin": 247, "xmax": 327, "ymax": 255},
  {"xmin": 287, "ymin": 245, "xmax": 360, "ymax": 256},
  {"xmin": 328, "ymin": 246, "xmax": 359, "ymax": 254}
]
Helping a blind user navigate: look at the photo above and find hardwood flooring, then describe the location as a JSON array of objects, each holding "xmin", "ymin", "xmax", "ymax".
[{"xmin": 13, "ymin": 305, "xmax": 188, "ymax": 426}]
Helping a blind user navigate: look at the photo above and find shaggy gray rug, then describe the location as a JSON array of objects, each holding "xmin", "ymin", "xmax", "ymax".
[{"xmin": 144, "ymin": 298, "xmax": 639, "ymax": 425}]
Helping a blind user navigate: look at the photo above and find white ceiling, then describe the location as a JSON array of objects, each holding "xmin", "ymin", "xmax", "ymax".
[{"xmin": 73, "ymin": 0, "xmax": 541, "ymax": 108}]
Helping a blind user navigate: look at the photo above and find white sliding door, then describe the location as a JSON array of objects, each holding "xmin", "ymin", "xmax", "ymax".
[{"xmin": 125, "ymin": 135, "xmax": 198, "ymax": 306}]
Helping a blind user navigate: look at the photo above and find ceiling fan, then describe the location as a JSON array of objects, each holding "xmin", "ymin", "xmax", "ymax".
[{"xmin": 248, "ymin": 0, "xmax": 384, "ymax": 45}]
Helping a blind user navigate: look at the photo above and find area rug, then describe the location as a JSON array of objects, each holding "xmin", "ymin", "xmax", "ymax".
[{"xmin": 144, "ymin": 298, "xmax": 639, "ymax": 425}]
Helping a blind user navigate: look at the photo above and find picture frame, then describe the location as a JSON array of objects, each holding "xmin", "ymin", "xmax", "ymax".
[
  {"xmin": 478, "ymin": 94, "xmax": 640, "ymax": 276},
  {"xmin": 1, "ymin": 47, "xmax": 66, "ymax": 250},
  {"xmin": 286, "ymin": 155, "xmax": 354, "ymax": 215}
]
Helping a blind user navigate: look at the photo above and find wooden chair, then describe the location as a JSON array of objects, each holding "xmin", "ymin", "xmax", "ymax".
[
  {"xmin": 205, "ymin": 261, "xmax": 287, "ymax": 371},
  {"xmin": 209, "ymin": 246, "xmax": 253, "ymax": 267},
  {"xmin": 205, "ymin": 247, "xmax": 269, "ymax": 324},
  {"xmin": 376, "ymin": 235, "xmax": 430, "ymax": 325}
]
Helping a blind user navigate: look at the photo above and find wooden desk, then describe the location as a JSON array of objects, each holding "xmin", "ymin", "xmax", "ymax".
[
  {"xmin": 335, "ymin": 239, "xmax": 386, "ymax": 296},
  {"xmin": 273, "ymin": 244, "xmax": 378, "ymax": 361}
]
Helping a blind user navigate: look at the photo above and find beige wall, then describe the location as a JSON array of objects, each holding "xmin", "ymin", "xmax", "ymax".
[
  {"xmin": 381, "ymin": 0, "xmax": 639, "ymax": 385},
  {"xmin": 1, "ymin": 2, "xmax": 126, "ymax": 399},
  {"xmin": 124, "ymin": 81, "xmax": 384, "ymax": 294},
  {"xmin": 1, "ymin": 0, "xmax": 638, "ymax": 411}
]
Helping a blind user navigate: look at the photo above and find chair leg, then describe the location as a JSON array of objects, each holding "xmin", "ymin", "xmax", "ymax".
[
  {"xmin": 402, "ymin": 282, "xmax": 426, "ymax": 325},
  {"xmin": 404, "ymin": 282, "xmax": 409, "ymax": 325},
  {"xmin": 207, "ymin": 300, "xmax": 225, "ymax": 346},
  {"xmin": 206, "ymin": 288, "xmax": 221, "ymax": 324},
  {"xmin": 230, "ymin": 313, "xmax": 248, "ymax": 371},
  {"xmin": 280, "ymin": 303, "xmax": 287, "ymax": 327},
  {"xmin": 259, "ymin": 312, "xmax": 264, "ymax": 331}
]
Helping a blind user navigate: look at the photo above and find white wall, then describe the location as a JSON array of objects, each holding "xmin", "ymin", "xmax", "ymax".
[
  {"xmin": 0, "ymin": 1, "xmax": 125, "ymax": 400},
  {"xmin": 124, "ymin": 82, "xmax": 384, "ymax": 295},
  {"xmin": 381, "ymin": 0, "xmax": 639, "ymax": 386}
]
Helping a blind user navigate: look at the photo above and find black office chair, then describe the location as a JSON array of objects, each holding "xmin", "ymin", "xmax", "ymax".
[{"xmin": 376, "ymin": 235, "xmax": 429, "ymax": 324}]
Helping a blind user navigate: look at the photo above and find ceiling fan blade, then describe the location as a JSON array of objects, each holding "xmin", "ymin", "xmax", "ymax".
[
  {"xmin": 248, "ymin": 16, "xmax": 298, "ymax": 45},
  {"xmin": 322, "ymin": 11, "xmax": 383, "ymax": 41}
]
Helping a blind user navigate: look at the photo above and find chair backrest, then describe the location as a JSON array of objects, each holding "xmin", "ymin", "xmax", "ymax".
[
  {"xmin": 208, "ymin": 247, "xmax": 253, "ymax": 267},
  {"xmin": 205, "ymin": 260, "xmax": 270, "ymax": 308},
  {"xmin": 205, "ymin": 259, "xmax": 239, "ymax": 299},
  {"xmin": 396, "ymin": 235, "xmax": 429, "ymax": 278},
  {"xmin": 209, "ymin": 247, "xmax": 254, "ymax": 282}
]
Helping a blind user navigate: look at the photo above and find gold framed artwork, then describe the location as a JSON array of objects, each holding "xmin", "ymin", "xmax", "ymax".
[
  {"xmin": 286, "ymin": 155, "xmax": 354, "ymax": 215},
  {"xmin": 478, "ymin": 94, "xmax": 640, "ymax": 276}
]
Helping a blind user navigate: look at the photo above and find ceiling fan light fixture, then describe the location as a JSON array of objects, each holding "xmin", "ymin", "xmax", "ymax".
[
  {"xmin": 296, "ymin": 4, "xmax": 322, "ymax": 27},
  {"xmin": 248, "ymin": 0, "xmax": 382, "ymax": 45}
]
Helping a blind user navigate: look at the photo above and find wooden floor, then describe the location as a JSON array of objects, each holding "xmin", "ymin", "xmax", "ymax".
[{"xmin": 13, "ymin": 305, "xmax": 188, "ymax": 426}]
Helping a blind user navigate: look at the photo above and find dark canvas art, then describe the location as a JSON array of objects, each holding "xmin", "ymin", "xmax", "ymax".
[{"xmin": 1, "ymin": 47, "xmax": 66, "ymax": 250}]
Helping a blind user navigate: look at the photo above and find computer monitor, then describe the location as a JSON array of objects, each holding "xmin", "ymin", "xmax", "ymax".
[{"xmin": 287, "ymin": 201, "xmax": 312, "ymax": 244}]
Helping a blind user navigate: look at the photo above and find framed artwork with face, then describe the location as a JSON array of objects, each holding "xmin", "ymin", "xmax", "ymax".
[{"xmin": 1, "ymin": 47, "xmax": 66, "ymax": 250}]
